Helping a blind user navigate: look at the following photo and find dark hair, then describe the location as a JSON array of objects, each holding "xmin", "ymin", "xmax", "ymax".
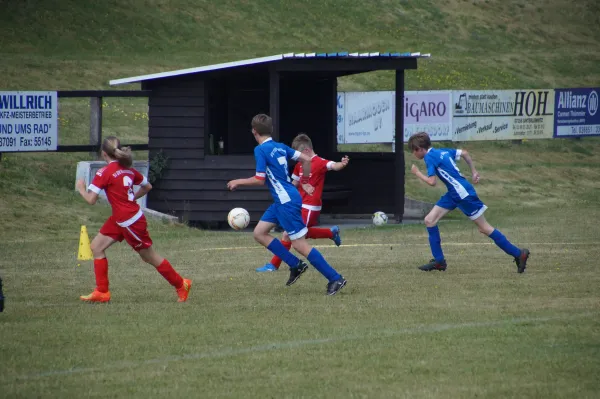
[
  {"xmin": 102, "ymin": 136, "xmax": 133, "ymax": 168},
  {"xmin": 251, "ymin": 114, "xmax": 273, "ymax": 136},
  {"xmin": 407, "ymin": 132, "xmax": 432, "ymax": 151},
  {"xmin": 291, "ymin": 133, "xmax": 313, "ymax": 151}
]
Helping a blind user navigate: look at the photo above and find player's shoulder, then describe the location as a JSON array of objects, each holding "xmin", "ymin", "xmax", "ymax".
[
  {"xmin": 424, "ymin": 147, "xmax": 438, "ymax": 160},
  {"xmin": 96, "ymin": 162, "xmax": 117, "ymax": 177}
]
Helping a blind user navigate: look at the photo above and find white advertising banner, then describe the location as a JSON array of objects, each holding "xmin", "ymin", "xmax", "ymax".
[
  {"xmin": 0, "ymin": 91, "xmax": 58, "ymax": 152},
  {"xmin": 336, "ymin": 92, "xmax": 345, "ymax": 144},
  {"xmin": 452, "ymin": 89, "xmax": 554, "ymax": 141},
  {"xmin": 402, "ymin": 90, "xmax": 452, "ymax": 142},
  {"xmin": 342, "ymin": 91, "xmax": 394, "ymax": 143},
  {"xmin": 339, "ymin": 90, "xmax": 452, "ymax": 144}
]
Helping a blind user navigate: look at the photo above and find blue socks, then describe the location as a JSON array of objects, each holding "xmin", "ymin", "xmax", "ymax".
[
  {"xmin": 267, "ymin": 239, "xmax": 301, "ymax": 267},
  {"xmin": 267, "ymin": 239, "xmax": 341, "ymax": 283},
  {"xmin": 427, "ymin": 226, "xmax": 445, "ymax": 262},
  {"xmin": 489, "ymin": 229, "xmax": 521, "ymax": 258},
  {"xmin": 307, "ymin": 248, "xmax": 341, "ymax": 282}
]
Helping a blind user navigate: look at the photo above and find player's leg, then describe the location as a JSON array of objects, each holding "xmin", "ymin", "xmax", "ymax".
[
  {"xmin": 137, "ymin": 246, "xmax": 192, "ymax": 302},
  {"xmin": 124, "ymin": 216, "xmax": 192, "ymax": 301},
  {"xmin": 290, "ymin": 236, "xmax": 346, "ymax": 295},
  {"xmin": 258, "ymin": 231, "xmax": 291, "ymax": 272},
  {"xmin": 305, "ymin": 209, "xmax": 341, "ymax": 246},
  {"xmin": 470, "ymin": 206, "xmax": 530, "ymax": 273},
  {"xmin": 255, "ymin": 205, "xmax": 304, "ymax": 269},
  {"xmin": 283, "ymin": 205, "xmax": 346, "ymax": 295},
  {"xmin": 81, "ymin": 219, "xmax": 119, "ymax": 302},
  {"xmin": 419, "ymin": 197, "xmax": 453, "ymax": 271}
]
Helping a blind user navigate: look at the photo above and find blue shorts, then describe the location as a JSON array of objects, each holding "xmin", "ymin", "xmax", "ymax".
[
  {"xmin": 436, "ymin": 192, "xmax": 488, "ymax": 220},
  {"xmin": 260, "ymin": 201, "xmax": 308, "ymax": 240}
]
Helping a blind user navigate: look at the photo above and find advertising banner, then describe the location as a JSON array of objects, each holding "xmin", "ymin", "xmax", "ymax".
[
  {"xmin": 339, "ymin": 90, "xmax": 452, "ymax": 143},
  {"xmin": 0, "ymin": 91, "xmax": 58, "ymax": 152},
  {"xmin": 402, "ymin": 90, "xmax": 452, "ymax": 142},
  {"xmin": 452, "ymin": 89, "xmax": 554, "ymax": 141},
  {"xmin": 342, "ymin": 91, "xmax": 394, "ymax": 143},
  {"xmin": 336, "ymin": 92, "xmax": 345, "ymax": 144},
  {"xmin": 554, "ymin": 88, "xmax": 600, "ymax": 137}
]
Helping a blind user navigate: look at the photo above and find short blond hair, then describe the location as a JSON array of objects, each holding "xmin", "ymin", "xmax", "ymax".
[{"xmin": 291, "ymin": 133, "xmax": 313, "ymax": 152}]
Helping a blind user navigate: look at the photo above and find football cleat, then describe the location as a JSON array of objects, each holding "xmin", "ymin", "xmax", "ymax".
[
  {"xmin": 256, "ymin": 263, "xmax": 278, "ymax": 272},
  {"xmin": 331, "ymin": 225, "xmax": 342, "ymax": 247},
  {"xmin": 176, "ymin": 279, "xmax": 192, "ymax": 302},
  {"xmin": 286, "ymin": 261, "xmax": 308, "ymax": 286},
  {"xmin": 419, "ymin": 259, "xmax": 447, "ymax": 271},
  {"xmin": 514, "ymin": 249, "xmax": 530, "ymax": 273},
  {"xmin": 326, "ymin": 277, "xmax": 347, "ymax": 296},
  {"xmin": 80, "ymin": 290, "xmax": 111, "ymax": 303}
]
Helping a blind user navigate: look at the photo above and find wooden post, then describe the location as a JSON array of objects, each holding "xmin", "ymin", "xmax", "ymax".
[
  {"xmin": 394, "ymin": 70, "xmax": 405, "ymax": 223},
  {"xmin": 90, "ymin": 97, "xmax": 103, "ymax": 158},
  {"xmin": 269, "ymin": 68, "xmax": 280, "ymax": 141}
]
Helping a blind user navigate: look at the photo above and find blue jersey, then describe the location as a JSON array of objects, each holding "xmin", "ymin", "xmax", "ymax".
[
  {"xmin": 424, "ymin": 147, "xmax": 476, "ymax": 200},
  {"xmin": 254, "ymin": 138, "xmax": 302, "ymax": 204}
]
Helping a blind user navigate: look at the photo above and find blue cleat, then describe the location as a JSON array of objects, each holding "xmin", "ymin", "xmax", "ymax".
[
  {"xmin": 331, "ymin": 225, "xmax": 342, "ymax": 247},
  {"xmin": 256, "ymin": 263, "xmax": 278, "ymax": 272}
]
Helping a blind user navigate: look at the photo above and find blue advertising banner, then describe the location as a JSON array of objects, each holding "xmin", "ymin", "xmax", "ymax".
[{"xmin": 554, "ymin": 88, "xmax": 600, "ymax": 137}]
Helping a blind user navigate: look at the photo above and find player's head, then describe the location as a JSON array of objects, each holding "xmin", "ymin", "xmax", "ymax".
[
  {"xmin": 251, "ymin": 114, "xmax": 273, "ymax": 142},
  {"xmin": 102, "ymin": 136, "xmax": 133, "ymax": 168},
  {"xmin": 291, "ymin": 133, "xmax": 314, "ymax": 154},
  {"xmin": 407, "ymin": 132, "xmax": 431, "ymax": 159}
]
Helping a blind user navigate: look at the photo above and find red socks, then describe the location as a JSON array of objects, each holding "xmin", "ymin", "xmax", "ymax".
[
  {"xmin": 93, "ymin": 258, "xmax": 109, "ymax": 293},
  {"xmin": 306, "ymin": 227, "xmax": 333, "ymax": 239},
  {"xmin": 270, "ymin": 240, "xmax": 292, "ymax": 269},
  {"xmin": 156, "ymin": 259, "xmax": 184, "ymax": 288}
]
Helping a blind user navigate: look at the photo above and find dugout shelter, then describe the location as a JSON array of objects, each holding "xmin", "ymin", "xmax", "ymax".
[{"xmin": 109, "ymin": 51, "xmax": 430, "ymax": 225}]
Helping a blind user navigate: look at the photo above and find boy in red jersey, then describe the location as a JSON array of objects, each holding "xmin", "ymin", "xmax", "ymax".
[
  {"xmin": 76, "ymin": 136, "xmax": 192, "ymax": 302},
  {"xmin": 256, "ymin": 133, "xmax": 350, "ymax": 272}
]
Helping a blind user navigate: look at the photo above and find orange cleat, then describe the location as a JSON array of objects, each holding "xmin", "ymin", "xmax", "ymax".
[
  {"xmin": 176, "ymin": 279, "xmax": 192, "ymax": 302},
  {"xmin": 80, "ymin": 290, "xmax": 111, "ymax": 303}
]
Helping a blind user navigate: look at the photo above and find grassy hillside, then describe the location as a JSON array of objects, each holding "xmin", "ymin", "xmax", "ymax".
[
  {"xmin": 0, "ymin": 0, "xmax": 599, "ymax": 240},
  {"xmin": 1, "ymin": 0, "xmax": 599, "ymax": 91}
]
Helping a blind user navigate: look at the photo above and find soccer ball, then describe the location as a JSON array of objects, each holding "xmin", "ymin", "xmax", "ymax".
[
  {"xmin": 227, "ymin": 208, "xmax": 250, "ymax": 230},
  {"xmin": 372, "ymin": 211, "xmax": 388, "ymax": 226}
]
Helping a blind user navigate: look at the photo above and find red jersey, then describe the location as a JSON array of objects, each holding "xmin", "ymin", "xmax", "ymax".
[
  {"xmin": 291, "ymin": 155, "xmax": 334, "ymax": 211},
  {"xmin": 88, "ymin": 161, "xmax": 148, "ymax": 226}
]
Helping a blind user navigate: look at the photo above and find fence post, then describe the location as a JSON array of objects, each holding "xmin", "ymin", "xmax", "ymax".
[{"xmin": 90, "ymin": 97, "xmax": 102, "ymax": 158}]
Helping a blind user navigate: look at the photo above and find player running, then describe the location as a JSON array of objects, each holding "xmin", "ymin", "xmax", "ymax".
[
  {"xmin": 76, "ymin": 136, "xmax": 192, "ymax": 303},
  {"xmin": 256, "ymin": 133, "xmax": 349, "ymax": 272},
  {"xmin": 227, "ymin": 114, "xmax": 347, "ymax": 295},
  {"xmin": 408, "ymin": 132, "xmax": 530, "ymax": 273}
]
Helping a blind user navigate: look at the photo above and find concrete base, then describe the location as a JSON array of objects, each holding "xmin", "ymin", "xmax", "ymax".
[{"xmin": 75, "ymin": 160, "xmax": 149, "ymax": 208}]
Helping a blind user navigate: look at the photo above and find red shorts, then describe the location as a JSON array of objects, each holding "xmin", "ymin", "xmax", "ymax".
[
  {"xmin": 302, "ymin": 208, "xmax": 320, "ymax": 228},
  {"xmin": 100, "ymin": 215, "xmax": 153, "ymax": 252}
]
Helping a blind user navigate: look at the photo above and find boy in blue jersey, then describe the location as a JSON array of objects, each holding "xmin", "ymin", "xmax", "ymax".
[
  {"xmin": 227, "ymin": 114, "xmax": 347, "ymax": 295},
  {"xmin": 408, "ymin": 132, "xmax": 530, "ymax": 273}
]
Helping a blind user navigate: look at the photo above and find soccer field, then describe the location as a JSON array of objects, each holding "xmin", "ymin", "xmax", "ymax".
[{"xmin": 1, "ymin": 203, "xmax": 599, "ymax": 398}]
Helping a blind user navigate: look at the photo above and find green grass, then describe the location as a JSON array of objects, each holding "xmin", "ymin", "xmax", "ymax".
[
  {"xmin": 1, "ymin": 203, "xmax": 599, "ymax": 398},
  {"xmin": 1, "ymin": 0, "xmax": 600, "ymax": 397}
]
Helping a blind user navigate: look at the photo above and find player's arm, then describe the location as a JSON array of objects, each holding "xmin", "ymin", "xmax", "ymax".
[
  {"xmin": 458, "ymin": 149, "xmax": 480, "ymax": 184},
  {"xmin": 291, "ymin": 163, "xmax": 301, "ymax": 188},
  {"xmin": 410, "ymin": 163, "xmax": 437, "ymax": 186},
  {"xmin": 228, "ymin": 148, "xmax": 267, "ymax": 191},
  {"xmin": 328, "ymin": 155, "xmax": 350, "ymax": 172},
  {"xmin": 296, "ymin": 152, "xmax": 315, "ymax": 195},
  {"xmin": 76, "ymin": 179, "xmax": 100, "ymax": 205},
  {"xmin": 228, "ymin": 176, "xmax": 265, "ymax": 190},
  {"xmin": 133, "ymin": 170, "xmax": 152, "ymax": 201}
]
